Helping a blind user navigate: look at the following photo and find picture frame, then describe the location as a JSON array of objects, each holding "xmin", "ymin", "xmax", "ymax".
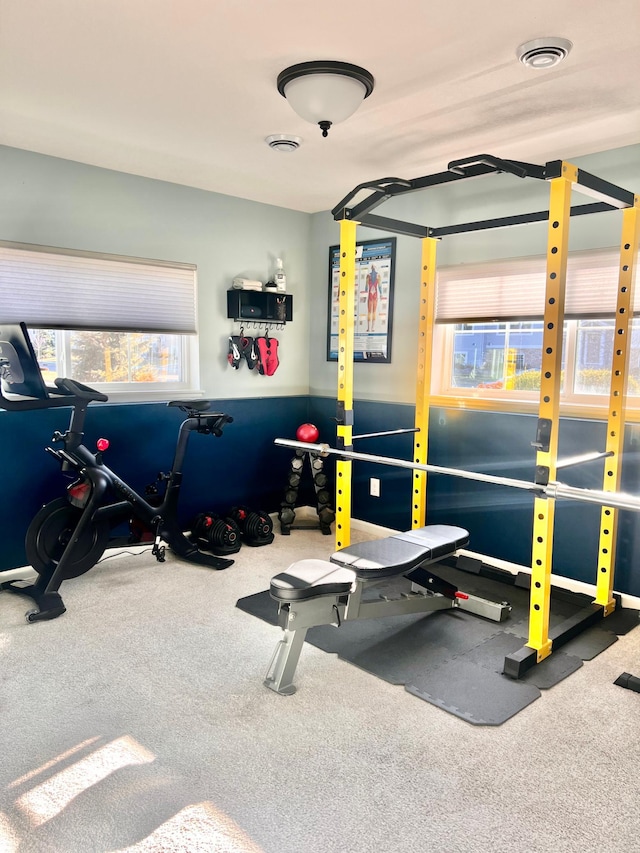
[{"xmin": 327, "ymin": 237, "xmax": 396, "ymax": 363}]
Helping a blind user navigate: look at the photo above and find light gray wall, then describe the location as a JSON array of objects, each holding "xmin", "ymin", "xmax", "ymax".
[
  {"xmin": 3, "ymin": 143, "xmax": 638, "ymax": 406},
  {"xmin": 308, "ymin": 144, "xmax": 640, "ymax": 403},
  {"xmin": 0, "ymin": 145, "xmax": 312, "ymax": 398}
]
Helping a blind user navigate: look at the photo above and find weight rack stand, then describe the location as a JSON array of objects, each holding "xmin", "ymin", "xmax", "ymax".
[{"xmin": 278, "ymin": 449, "xmax": 335, "ymax": 535}]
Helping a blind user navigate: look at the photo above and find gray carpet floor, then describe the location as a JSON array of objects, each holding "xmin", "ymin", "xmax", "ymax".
[{"xmin": 1, "ymin": 525, "xmax": 640, "ymax": 853}]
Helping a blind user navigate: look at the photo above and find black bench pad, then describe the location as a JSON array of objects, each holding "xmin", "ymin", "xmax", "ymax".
[
  {"xmin": 270, "ymin": 559, "xmax": 355, "ymax": 602},
  {"xmin": 330, "ymin": 525, "xmax": 469, "ymax": 579}
]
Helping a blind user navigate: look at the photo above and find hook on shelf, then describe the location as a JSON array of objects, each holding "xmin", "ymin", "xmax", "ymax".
[{"xmin": 232, "ymin": 320, "xmax": 285, "ymax": 332}]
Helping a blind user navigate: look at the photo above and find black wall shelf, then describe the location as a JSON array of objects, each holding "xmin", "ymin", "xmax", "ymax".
[{"xmin": 227, "ymin": 290, "xmax": 293, "ymax": 324}]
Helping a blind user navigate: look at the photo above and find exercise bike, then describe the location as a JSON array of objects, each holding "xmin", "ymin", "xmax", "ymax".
[{"xmin": 0, "ymin": 322, "xmax": 234, "ymax": 623}]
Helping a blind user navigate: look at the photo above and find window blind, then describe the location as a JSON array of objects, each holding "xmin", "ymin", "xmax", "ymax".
[
  {"xmin": 436, "ymin": 247, "xmax": 638, "ymax": 323},
  {"xmin": 0, "ymin": 243, "xmax": 197, "ymax": 334}
]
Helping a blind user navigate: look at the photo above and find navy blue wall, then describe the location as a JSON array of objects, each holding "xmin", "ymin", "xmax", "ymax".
[
  {"xmin": 308, "ymin": 397, "xmax": 640, "ymax": 597},
  {"xmin": 0, "ymin": 396, "xmax": 309, "ymax": 571},
  {"xmin": 3, "ymin": 394, "xmax": 639, "ymax": 597}
]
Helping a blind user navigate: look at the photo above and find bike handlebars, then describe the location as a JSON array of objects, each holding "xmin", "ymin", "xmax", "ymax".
[
  {"xmin": 0, "ymin": 374, "xmax": 108, "ymax": 412},
  {"xmin": 54, "ymin": 377, "xmax": 109, "ymax": 403}
]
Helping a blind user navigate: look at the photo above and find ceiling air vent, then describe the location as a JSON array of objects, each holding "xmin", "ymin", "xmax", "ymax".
[
  {"xmin": 265, "ymin": 134, "xmax": 302, "ymax": 152},
  {"xmin": 516, "ymin": 37, "xmax": 573, "ymax": 70}
]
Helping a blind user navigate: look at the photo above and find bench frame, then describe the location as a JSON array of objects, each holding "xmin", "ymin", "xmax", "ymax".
[{"xmin": 264, "ymin": 527, "xmax": 511, "ymax": 695}]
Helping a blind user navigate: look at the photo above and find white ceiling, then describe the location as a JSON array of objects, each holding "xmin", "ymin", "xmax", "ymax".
[{"xmin": 1, "ymin": 0, "xmax": 639, "ymax": 214}]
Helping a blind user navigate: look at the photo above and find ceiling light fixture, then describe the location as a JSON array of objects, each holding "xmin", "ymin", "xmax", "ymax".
[
  {"xmin": 516, "ymin": 37, "xmax": 573, "ymax": 70},
  {"xmin": 265, "ymin": 134, "xmax": 302, "ymax": 152},
  {"xmin": 277, "ymin": 60, "xmax": 375, "ymax": 138}
]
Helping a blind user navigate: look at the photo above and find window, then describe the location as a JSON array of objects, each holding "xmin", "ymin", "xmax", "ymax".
[
  {"xmin": 28, "ymin": 329, "xmax": 190, "ymax": 393},
  {"xmin": 447, "ymin": 321, "xmax": 563, "ymax": 391},
  {"xmin": 434, "ymin": 248, "xmax": 640, "ymax": 413},
  {"xmin": 0, "ymin": 243, "xmax": 198, "ymax": 398}
]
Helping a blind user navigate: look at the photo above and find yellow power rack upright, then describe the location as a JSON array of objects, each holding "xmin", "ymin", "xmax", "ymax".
[
  {"xmin": 595, "ymin": 201, "xmax": 640, "ymax": 610},
  {"xmin": 334, "ymin": 218, "xmax": 358, "ymax": 551},
  {"xmin": 412, "ymin": 236, "xmax": 438, "ymax": 529}
]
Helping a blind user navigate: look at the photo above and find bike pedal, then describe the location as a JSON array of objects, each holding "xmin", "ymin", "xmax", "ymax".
[{"xmin": 152, "ymin": 531, "xmax": 167, "ymax": 562}]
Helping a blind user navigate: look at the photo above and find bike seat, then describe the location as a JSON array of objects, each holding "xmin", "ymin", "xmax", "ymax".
[{"xmin": 167, "ymin": 400, "xmax": 211, "ymax": 412}]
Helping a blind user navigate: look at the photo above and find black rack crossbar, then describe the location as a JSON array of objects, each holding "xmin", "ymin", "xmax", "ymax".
[
  {"xmin": 331, "ymin": 177, "xmax": 413, "ymax": 219},
  {"xmin": 431, "ymin": 202, "xmax": 616, "ymax": 238},
  {"xmin": 332, "ymin": 154, "xmax": 633, "ymax": 236},
  {"xmin": 341, "ymin": 202, "xmax": 614, "ymax": 242},
  {"xmin": 576, "ymin": 168, "xmax": 636, "ymax": 209},
  {"xmin": 340, "ymin": 167, "xmax": 494, "ymax": 221},
  {"xmin": 333, "ymin": 167, "xmax": 488, "ymax": 221},
  {"xmin": 545, "ymin": 161, "xmax": 635, "ymax": 208},
  {"xmin": 357, "ymin": 214, "xmax": 430, "ymax": 238},
  {"xmin": 447, "ymin": 154, "xmax": 546, "ymax": 181},
  {"xmin": 332, "ymin": 165, "xmax": 503, "ymax": 221},
  {"xmin": 333, "ymin": 156, "xmax": 548, "ymax": 222}
]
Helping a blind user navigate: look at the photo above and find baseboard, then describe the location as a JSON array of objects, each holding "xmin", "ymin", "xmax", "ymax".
[
  {"xmin": 271, "ymin": 506, "xmax": 400, "ymax": 538},
  {"xmin": 0, "ymin": 566, "xmax": 38, "ymax": 583},
  {"xmin": 350, "ymin": 516, "xmax": 400, "ymax": 538}
]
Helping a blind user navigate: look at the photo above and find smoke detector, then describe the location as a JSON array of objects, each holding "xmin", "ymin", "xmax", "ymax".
[
  {"xmin": 265, "ymin": 134, "xmax": 302, "ymax": 152},
  {"xmin": 516, "ymin": 37, "xmax": 573, "ymax": 70}
]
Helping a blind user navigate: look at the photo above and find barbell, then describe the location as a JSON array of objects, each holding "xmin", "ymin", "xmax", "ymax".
[{"xmin": 274, "ymin": 438, "xmax": 640, "ymax": 514}]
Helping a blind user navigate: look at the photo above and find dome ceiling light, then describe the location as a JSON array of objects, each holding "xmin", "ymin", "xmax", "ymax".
[
  {"xmin": 516, "ymin": 37, "xmax": 573, "ymax": 69},
  {"xmin": 277, "ymin": 60, "xmax": 375, "ymax": 137}
]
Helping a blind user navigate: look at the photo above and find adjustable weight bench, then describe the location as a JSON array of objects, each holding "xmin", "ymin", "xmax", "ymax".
[{"xmin": 264, "ymin": 525, "xmax": 512, "ymax": 695}]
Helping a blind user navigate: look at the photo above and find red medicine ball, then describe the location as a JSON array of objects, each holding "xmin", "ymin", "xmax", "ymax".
[{"xmin": 296, "ymin": 423, "xmax": 320, "ymax": 443}]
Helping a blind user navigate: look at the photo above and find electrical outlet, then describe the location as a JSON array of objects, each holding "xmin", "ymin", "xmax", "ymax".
[{"xmin": 370, "ymin": 477, "xmax": 380, "ymax": 497}]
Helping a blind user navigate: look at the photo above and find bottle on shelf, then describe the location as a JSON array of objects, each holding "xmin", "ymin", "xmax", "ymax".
[{"xmin": 274, "ymin": 258, "xmax": 287, "ymax": 293}]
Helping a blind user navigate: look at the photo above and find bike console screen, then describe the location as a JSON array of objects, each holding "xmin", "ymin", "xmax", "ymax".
[{"xmin": 0, "ymin": 322, "xmax": 50, "ymax": 401}]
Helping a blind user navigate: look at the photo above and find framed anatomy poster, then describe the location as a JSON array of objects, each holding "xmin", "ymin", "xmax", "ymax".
[{"xmin": 327, "ymin": 237, "xmax": 396, "ymax": 363}]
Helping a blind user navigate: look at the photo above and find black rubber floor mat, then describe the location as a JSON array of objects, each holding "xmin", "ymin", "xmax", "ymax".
[
  {"xmin": 600, "ymin": 607, "xmax": 640, "ymax": 634},
  {"xmin": 236, "ymin": 590, "xmax": 278, "ymax": 625},
  {"xmin": 237, "ymin": 573, "xmax": 638, "ymax": 725},
  {"xmin": 521, "ymin": 649, "xmax": 584, "ymax": 689},
  {"xmin": 307, "ymin": 608, "xmax": 503, "ymax": 686},
  {"xmin": 561, "ymin": 627, "xmax": 618, "ymax": 661},
  {"xmin": 456, "ymin": 631, "xmax": 584, "ymax": 689},
  {"xmin": 407, "ymin": 630, "xmax": 582, "ymax": 724},
  {"xmin": 408, "ymin": 657, "xmax": 541, "ymax": 726}
]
